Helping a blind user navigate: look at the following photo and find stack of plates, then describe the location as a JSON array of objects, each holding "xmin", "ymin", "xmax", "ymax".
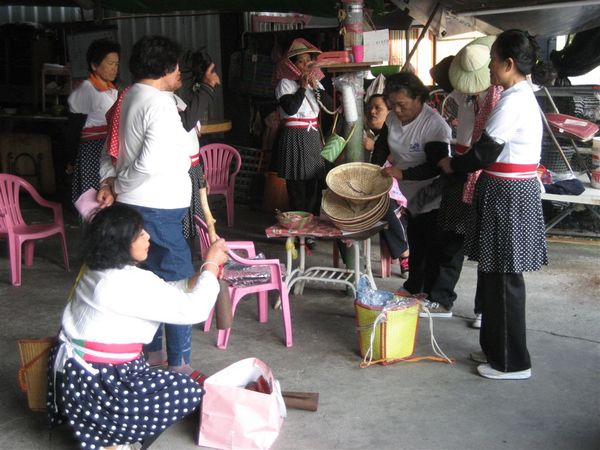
[{"xmin": 322, "ymin": 189, "xmax": 389, "ymax": 232}]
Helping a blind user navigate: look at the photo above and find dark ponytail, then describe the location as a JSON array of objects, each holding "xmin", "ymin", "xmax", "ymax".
[{"xmin": 495, "ymin": 29, "xmax": 556, "ymax": 86}]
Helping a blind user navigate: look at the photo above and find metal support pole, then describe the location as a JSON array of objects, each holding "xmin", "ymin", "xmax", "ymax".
[{"xmin": 402, "ymin": 2, "xmax": 440, "ymax": 71}]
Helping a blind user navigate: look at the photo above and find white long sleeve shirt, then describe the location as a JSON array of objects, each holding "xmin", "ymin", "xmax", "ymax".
[
  {"xmin": 99, "ymin": 83, "xmax": 198, "ymax": 209},
  {"xmin": 485, "ymin": 80, "xmax": 543, "ymax": 165},
  {"xmin": 61, "ymin": 266, "xmax": 219, "ymax": 344},
  {"xmin": 67, "ymin": 79, "xmax": 118, "ymax": 128}
]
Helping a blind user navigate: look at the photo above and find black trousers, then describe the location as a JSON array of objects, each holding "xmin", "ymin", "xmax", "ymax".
[
  {"xmin": 428, "ymin": 229, "xmax": 465, "ymax": 309},
  {"xmin": 286, "ymin": 179, "xmax": 322, "ymax": 215},
  {"xmin": 403, "ymin": 209, "xmax": 442, "ymax": 295},
  {"xmin": 380, "ymin": 203, "xmax": 409, "ymax": 259},
  {"xmin": 478, "ymin": 271, "xmax": 531, "ymax": 372}
]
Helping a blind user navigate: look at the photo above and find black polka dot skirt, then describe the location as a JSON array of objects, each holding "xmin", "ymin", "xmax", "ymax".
[
  {"xmin": 182, "ymin": 164, "xmax": 204, "ymax": 239},
  {"xmin": 464, "ymin": 174, "xmax": 548, "ymax": 273},
  {"xmin": 47, "ymin": 343, "xmax": 203, "ymax": 449},
  {"xmin": 72, "ymin": 138, "xmax": 105, "ymax": 205},
  {"xmin": 276, "ymin": 127, "xmax": 325, "ymax": 181}
]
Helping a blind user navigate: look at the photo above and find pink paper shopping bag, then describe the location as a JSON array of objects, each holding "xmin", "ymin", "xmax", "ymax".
[{"xmin": 198, "ymin": 358, "xmax": 286, "ymax": 450}]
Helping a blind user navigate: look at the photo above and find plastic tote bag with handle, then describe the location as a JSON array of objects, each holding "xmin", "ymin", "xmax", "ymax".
[{"xmin": 198, "ymin": 357, "xmax": 286, "ymax": 450}]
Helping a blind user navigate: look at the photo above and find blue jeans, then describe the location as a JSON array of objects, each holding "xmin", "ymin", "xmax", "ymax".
[
  {"xmin": 125, "ymin": 204, "xmax": 195, "ymax": 366},
  {"xmin": 147, "ymin": 323, "xmax": 192, "ymax": 365}
]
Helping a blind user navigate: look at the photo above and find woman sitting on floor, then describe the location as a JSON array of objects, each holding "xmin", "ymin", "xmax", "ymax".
[{"xmin": 47, "ymin": 204, "xmax": 228, "ymax": 450}]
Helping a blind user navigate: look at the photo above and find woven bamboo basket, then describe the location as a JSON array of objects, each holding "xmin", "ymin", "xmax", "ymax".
[
  {"xmin": 17, "ymin": 337, "xmax": 55, "ymax": 411},
  {"xmin": 326, "ymin": 163, "xmax": 392, "ymax": 203},
  {"xmin": 276, "ymin": 211, "xmax": 313, "ymax": 229}
]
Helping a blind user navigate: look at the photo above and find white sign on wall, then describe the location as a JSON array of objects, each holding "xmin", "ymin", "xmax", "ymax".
[{"xmin": 363, "ymin": 29, "xmax": 389, "ymax": 63}]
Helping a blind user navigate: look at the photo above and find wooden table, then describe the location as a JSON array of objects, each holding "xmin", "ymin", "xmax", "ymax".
[
  {"xmin": 266, "ymin": 218, "xmax": 386, "ymax": 297},
  {"xmin": 202, "ymin": 119, "xmax": 232, "ymax": 135}
]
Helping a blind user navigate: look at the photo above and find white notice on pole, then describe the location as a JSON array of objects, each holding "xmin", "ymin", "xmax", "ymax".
[{"xmin": 363, "ymin": 29, "xmax": 389, "ymax": 63}]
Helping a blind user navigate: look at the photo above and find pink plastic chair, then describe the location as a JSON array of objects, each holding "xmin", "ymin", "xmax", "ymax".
[
  {"xmin": 0, "ymin": 174, "xmax": 70, "ymax": 286},
  {"xmin": 199, "ymin": 143, "xmax": 242, "ymax": 227},
  {"xmin": 193, "ymin": 215, "xmax": 292, "ymax": 349}
]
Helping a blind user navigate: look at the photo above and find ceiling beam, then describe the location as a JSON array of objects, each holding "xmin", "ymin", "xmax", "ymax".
[{"xmin": 456, "ymin": 0, "xmax": 600, "ymax": 16}]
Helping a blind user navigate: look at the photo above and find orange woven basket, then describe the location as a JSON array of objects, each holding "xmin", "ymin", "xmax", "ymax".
[{"xmin": 17, "ymin": 337, "xmax": 56, "ymax": 411}]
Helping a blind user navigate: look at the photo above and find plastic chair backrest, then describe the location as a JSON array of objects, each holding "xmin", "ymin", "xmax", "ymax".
[
  {"xmin": 0, "ymin": 174, "xmax": 39, "ymax": 233},
  {"xmin": 199, "ymin": 143, "xmax": 242, "ymax": 191}
]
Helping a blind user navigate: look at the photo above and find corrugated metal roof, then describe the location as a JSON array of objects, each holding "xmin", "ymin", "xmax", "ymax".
[{"xmin": 0, "ymin": 4, "xmax": 81, "ymax": 23}]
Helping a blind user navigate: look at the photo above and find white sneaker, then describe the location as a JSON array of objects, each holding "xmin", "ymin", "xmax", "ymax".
[
  {"xmin": 470, "ymin": 351, "xmax": 487, "ymax": 363},
  {"xmin": 477, "ymin": 363, "xmax": 531, "ymax": 380},
  {"xmin": 471, "ymin": 313, "xmax": 482, "ymax": 329}
]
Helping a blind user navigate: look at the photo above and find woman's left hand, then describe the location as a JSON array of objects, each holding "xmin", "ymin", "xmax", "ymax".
[
  {"xmin": 202, "ymin": 63, "xmax": 221, "ymax": 88},
  {"xmin": 382, "ymin": 166, "xmax": 403, "ymax": 181}
]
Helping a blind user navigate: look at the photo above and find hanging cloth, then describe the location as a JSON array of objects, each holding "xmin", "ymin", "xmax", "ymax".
[
  {"xmin": 104, "ymin": 86, "xmax": 131, "ymax": 165},
  {"xmin": 462, "ymin": 85, "xmax": 503, "ymax": 204}
]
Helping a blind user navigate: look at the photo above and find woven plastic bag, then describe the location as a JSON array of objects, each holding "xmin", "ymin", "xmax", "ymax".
[
  {"xmin": 354, "ymin": 276, "xmax": 453, "ymax": 368},
  {"xmin": 355, "ymin": 299, "xmax": 420, "ymax": 365},
  {"xmin": 321, "ymin": 113, "xmax": 356, "ymax": 163}
]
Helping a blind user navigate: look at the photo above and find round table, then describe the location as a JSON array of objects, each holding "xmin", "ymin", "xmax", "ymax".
[{"xmin": 202, "ymin": 119, "xmax": 232, "ymax": 135}]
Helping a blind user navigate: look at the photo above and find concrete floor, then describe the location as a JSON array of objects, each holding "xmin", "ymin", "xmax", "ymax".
[{"xmin": 1, "ymin": 203, "xmax": 599, "ymax": 450}]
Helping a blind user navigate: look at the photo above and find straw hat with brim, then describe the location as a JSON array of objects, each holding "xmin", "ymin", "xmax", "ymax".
[
  {"xmin": 322, "ymin": 190, "xmax": 387, "ymax": 223},
  {"xmin": 326, "ymin": 162, "xmax": 392, "ymax": 203},
  {"xmin": 287, "ymin": 38, "xmax": 322, "ymax": 59},
  {"xmin": 322, "ymin": 190, "xmax": 389, "ymax": 232},
  {"xmin": 449, "ymin": 35, "xmax": 496, "ymax": 95}
]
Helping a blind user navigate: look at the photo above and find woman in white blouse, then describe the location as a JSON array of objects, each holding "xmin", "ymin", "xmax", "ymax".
[
  {"xmin": 47, "ymin": 204, "xmax": 228, "ymax": 449},
  {"xmin": 440, "ymin": 30, "xmax": 553, "ymax": 380},
  {"xmin": 68, "ymin": 39, "xmax": 120, "ymax": 206}
]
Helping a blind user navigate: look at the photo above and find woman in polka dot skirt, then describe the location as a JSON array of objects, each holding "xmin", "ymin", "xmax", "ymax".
[
  {"xmin": 68, "ymin": 39, "xmax": 120, "ymax": 207},
  {"xmin": 439, "ymin": 29, "xmax": 554, "ymax": 380},
  {"xmin": 47, "ymin": 204, "xmax": 228, "ymax": 449}
]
